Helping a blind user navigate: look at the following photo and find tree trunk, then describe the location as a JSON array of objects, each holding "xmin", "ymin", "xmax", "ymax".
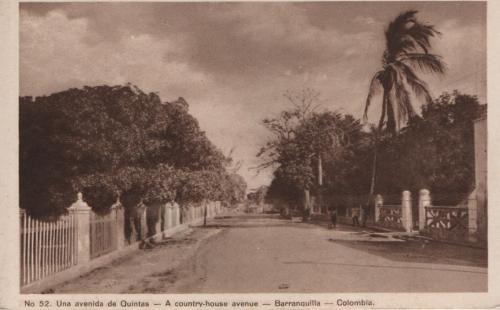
[
  {"xmin": 317, "ymin": 153, "xmax": 323, "ymax": 215},
  {"xmin": 318, "ymin": 154, "xmax": 323, "ymax": 186},
  {"xmin": 203, "ymin": 201, "xmax": 207, "ymax": 227},
  {"xmin": 369, "ymin": 146, "xmax": 377, "ymax": 195},
  {"xmin": 369, "ymin": 130, "xmax": 380, "ymax": 201},
  {"xmin": 304, "ymin": 189, "xmax": 310, "ymax": 210}
]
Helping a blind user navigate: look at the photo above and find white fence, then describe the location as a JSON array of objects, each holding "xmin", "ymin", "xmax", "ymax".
[
  {"xmin": 20, "ymin": 194, "xmax": 224, "ymax": 292},
  {"xmin": 20, "ymin": 211, "xmax": 78, "ymax": 287}
]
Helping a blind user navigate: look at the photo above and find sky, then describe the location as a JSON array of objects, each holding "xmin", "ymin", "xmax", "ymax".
[{"xmin": 19, "ymin": 1, "xmax": 486, "ymax": 191}]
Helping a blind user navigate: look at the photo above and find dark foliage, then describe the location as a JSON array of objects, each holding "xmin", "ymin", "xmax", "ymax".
[
  {"xmin": 20, "ymin": 85, "xmax": 246, "ymax": 218},
  {"xmin": 265, "ymin": 90, "xmax": 485, "ymax": 208}
]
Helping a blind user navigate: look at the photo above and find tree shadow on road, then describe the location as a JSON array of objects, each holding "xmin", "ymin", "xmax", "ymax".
[{"xmin": 328, "ymin": 239, "xmax": 487, "ymax": 268}]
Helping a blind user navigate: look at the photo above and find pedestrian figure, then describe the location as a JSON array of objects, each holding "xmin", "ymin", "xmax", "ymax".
[
  {"xmin": 329, "ymin": 208, "xmax": 337, "ymax": 229},
  {"xmin": 352, "ymin": 207, "xmax": 360, "ymax": 227}
]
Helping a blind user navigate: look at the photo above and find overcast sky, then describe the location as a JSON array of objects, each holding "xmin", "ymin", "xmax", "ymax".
[{"xmin": 20, "ymin": 1, "xmax": 486, "ymax": 191}]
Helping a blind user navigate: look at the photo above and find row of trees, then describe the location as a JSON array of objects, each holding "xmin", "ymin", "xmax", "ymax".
[
  {"xmin": 262, "ymin": 10, "xmax": 486, "ymax": 213},
  {"xmin": 262, "ymin": 90, "xmax": 485, "ymax": 212},
  {"xmin": 20, "ymin": 84, "xmax": 247, "ymax": 218}
]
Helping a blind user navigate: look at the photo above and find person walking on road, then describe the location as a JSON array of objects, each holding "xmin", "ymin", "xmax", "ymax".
[
  {"xmin": 329, "ymin": 208, "xmax": 337, "ymax": 229},
  {"xmin": 352, "ymin": 207, "xmax": 360, "ymax": 227}
]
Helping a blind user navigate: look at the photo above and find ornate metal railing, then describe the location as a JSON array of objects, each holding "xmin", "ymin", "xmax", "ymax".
[
  {"xmin": 423, "ymin": 206, "xmax": 468, "ymax": 241},
  {"xmin": 377, "ymin": 205, "xmax": 403, "ymax": 230}
]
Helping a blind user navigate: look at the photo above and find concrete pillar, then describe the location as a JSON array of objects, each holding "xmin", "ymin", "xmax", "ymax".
[
  {"xmin": 112, "ymin": 201, "xmax": 126, "ymax": 250},
  {"xmin": 172, "ymin": 203, "xmax": 177, "ymax": 226},
  {"xmin": 401, "ymin": 191, "xmax": 413, "ymax": 233},
  {"xmin": 166, "ymin": 204, "xmax": 172, "ymax": 229},
  {"xmin": 68, "ymin": 193, "xmax": 91, "ymax": 265},
  {"xmin": 418, "ymin": 189, "xmax": 431, "ymax": 232},
  {"xmin": 174, "ymin": 203, "xmax": 178, "ymax": 226},
  {"xmin": 116, "ymin": 205, "xmax": 126, "ymax": 250},
  {"xmin": 374, "ymin": 194, "xmax": 383, "ymax": 222},
  {"xmin": 174, "ymin": 204, "xmax": 180, "ymax": 226},
  {"xmin": 468, "ymin": 190, "xmax": 478, "ymax": 242}
]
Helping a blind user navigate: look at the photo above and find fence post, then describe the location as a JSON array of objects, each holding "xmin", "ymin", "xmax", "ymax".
[
  {"xmin": 174, "ymin": 203, "xmax": 180, "ymax": 226},
  {"xmin": 401, "ymin": 191, "xmax": 413, "ymax": 233},
  {"xmin": 467, "ymin": 191, "xmax": 478, "ymax": 242},
  {"xmin": 374, "ymin": 194, "xmax": 383, "ymax": 222},
  {"xmin": 68, "ymin": 193, "xmax": 91, "ymax": 265},
  {"xmin": 418, "ymin": 189, "xmax": 431, "ymax": 232},
  {"xmin": 165, "ymin": 203, "xmax": 172, "ymax": 230}
]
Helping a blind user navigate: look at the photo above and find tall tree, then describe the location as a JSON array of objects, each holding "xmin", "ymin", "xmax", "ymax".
[
  {"xmin": 363, "ymin": 10, "xmax": 446, "ymax": 195},
  {"xmin": 258, "ymin": 90, "xmax": 350, "ymax": 213}
]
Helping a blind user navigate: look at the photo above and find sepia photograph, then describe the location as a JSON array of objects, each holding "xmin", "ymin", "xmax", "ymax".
[{"xmin": 3, "ymin": 0, "xmax": 495, "ymax": 307}]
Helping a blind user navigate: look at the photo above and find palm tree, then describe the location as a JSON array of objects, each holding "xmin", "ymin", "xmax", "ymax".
[{"xmin": 364, "ymin": 10, "xmax": 446, "ymax": 195}]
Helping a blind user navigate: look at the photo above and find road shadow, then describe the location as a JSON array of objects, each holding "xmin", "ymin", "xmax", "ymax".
[{"xmin": 328, "ymin": 238, "xmax": 487, "ymax": 268}]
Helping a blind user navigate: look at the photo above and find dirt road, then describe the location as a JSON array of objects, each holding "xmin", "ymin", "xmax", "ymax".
[{"xmin": 51, "ymin": 213, "xmax": 487, "ymax": 293}]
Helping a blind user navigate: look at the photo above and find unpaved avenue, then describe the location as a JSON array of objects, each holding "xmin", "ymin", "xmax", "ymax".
[
  {"xmin": 52, "ymin": 213, "xmax": 487, "ymax": 293},
  {"xmin": 51, "ymin": 227, "xmax": 223, "ymax": 294}
]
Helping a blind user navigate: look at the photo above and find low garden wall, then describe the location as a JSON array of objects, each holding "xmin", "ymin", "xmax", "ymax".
[{"xmin": 20, "ymin": 194, "xmax": 224, "ymax": 293}]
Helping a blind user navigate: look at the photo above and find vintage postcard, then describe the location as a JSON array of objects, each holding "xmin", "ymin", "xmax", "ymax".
[{"xmin": 1, "ymin": 0, "xmax": 499, "ymax": 309}]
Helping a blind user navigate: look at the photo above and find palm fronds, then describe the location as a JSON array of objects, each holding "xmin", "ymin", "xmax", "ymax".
[{"xmin": 364, "ymin": 10, "xmax": 446, "ymax": 133}]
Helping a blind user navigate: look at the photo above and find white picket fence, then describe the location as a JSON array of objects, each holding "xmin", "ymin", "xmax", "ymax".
[
  {"xmin": 20, "ymin": 196, "xmax": 224, "ymax": 292},
  {"xmin": 20, "ymin": 210, "xmax": 78, "ymax": 287}
]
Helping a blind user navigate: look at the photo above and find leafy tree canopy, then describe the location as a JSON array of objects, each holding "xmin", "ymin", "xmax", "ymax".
[{"xmin": 20, "ymin": 84, "xmax": 246, "ymax": 217}]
